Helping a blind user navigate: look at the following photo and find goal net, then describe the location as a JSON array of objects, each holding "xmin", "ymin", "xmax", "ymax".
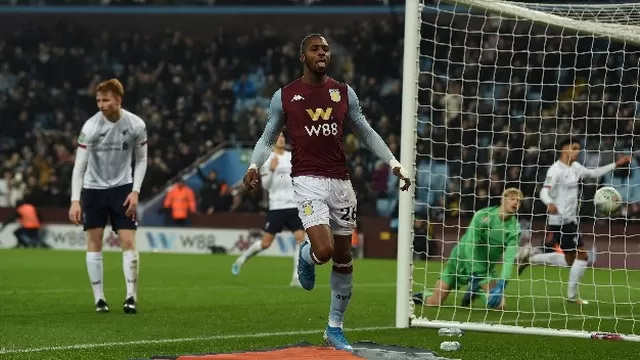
[{"xmin": 396, "ymin": 0, "xmax": 640, "ymax": 341}]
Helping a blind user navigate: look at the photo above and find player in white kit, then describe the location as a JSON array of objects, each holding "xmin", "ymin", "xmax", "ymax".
[
  {"xmin": 68, "ymin": 79, "xmax": 148, "ymax": 314},
  {"xmin": 232, "ymin": 133, "xmax": 306, "ymax": 286},
  {"xmin": 518, "ymin": 139, "xmax": 630, "ymax": 304}
]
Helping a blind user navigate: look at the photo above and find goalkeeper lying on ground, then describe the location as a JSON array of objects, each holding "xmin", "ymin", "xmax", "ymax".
[{"xmin": 413, "ymin": 188, "xmax": 523, "ymax": 310}]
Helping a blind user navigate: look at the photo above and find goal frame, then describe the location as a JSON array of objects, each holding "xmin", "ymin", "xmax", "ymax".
[{"xmin": 395, "ymin": 0, "xmax": 640, "ymax": 341}]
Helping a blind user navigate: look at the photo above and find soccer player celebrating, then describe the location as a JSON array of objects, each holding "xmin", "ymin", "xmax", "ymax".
[
  {"xmin": 68, "ymin": 79, "xmax": 148, "ymax": 314},
  {"xmin": 242, "ymin": 34, "xmax": 411, "ymax": 351},
  {"xmin": 517, "ymin": 139, "xmax": 630, "ymax": 304},
  {"xmin": 232, "ymin": 132, "xmax": 307, "ymax": 287},
  {"xmin": 412, "ymin": 188, "xmax": 523, "ymax": 309}
]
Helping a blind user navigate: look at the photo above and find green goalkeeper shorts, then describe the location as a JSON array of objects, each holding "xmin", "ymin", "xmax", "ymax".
[{"xmin": 440, "ymin": 246, "xmax": 495, "ymax": 289}]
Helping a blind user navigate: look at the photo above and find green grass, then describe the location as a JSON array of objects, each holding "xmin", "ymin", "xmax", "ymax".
[{"xmin": 0, "ymin": 250, "xmax": 639, "ymax": 360}]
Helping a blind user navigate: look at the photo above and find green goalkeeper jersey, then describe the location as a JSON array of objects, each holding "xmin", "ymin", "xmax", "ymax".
[{"xmin": 457, "ymin": 206, "xmax": 521, "ymax": 281}]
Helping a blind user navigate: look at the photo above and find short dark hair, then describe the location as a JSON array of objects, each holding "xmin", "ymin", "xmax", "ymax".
[
  {"xmin": 299, "ymin": 33, "xmax": 324, "ymax": 55},
  {"xmin": 557, "ymin": 138, "xmax": 579, "ymax": 151}
]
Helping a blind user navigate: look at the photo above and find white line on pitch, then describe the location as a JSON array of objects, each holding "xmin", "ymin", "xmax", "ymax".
[
  {"xmin": 0, "ymin": 283, "xmax": 396, "ymax": 295},
  {"xmin": 0, "ymin": 326, "xmax": 396, "ymax": 355},
  {"xmin": 1, "ymin": 317, "xmax": 636, "ymax": 354}
]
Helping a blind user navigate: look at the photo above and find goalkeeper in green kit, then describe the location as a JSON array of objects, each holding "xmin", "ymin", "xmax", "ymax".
[{"xmin": 413, "ymin": 188, "xmax": 523, "ymax": 309}]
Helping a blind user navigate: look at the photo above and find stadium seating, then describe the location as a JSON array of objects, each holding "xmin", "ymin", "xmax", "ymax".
[{"xmin": 0, "ymin": 3, "xmax": 638, "ymax": 220}]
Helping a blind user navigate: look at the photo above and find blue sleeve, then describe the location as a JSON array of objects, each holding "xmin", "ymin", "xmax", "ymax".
[
  {"xmin": 345, "ymin": 85, "xmax": 395, "ymax": 163},
  {"xmin": 249, "ymin": 89, "xmax": 285, "ymax": 168}
]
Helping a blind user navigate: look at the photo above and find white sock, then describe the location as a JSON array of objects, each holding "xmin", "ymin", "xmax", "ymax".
[
  {"xmin": 530, "ymin": 253, "xmax": 567, "ymax": 267},
  {"xmin": 568, "ymin": 259, "xmax": 588, "ymax": 300},
  {"xmin": 122, "ymin": 250, "xmax": 139, "ymax": 301},
  {"xmin": 86, "ymin": 252, "xmax": 105, "ymax": 304},
  {"xmin": 238, "ymin": 241, "xmax": 264, "ymax": 265},
  {"xmin": 292, "ymin": 243, "xmax": 301, "ymax": 282}
]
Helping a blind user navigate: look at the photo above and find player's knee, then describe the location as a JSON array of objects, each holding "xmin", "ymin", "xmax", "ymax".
[
  {"xmin": 261, "ymin": 233, "xmax": 275, "ymax": 248},
  {"xmin": 425, "ymin": 295, "xmax": 442, "ymax": 306},
  {"xmin": 293, "ymin": 230, "xmax": 306, "ymax": 243},
  {"xmin": 332, "ymin": 251, "xmax": 352, "ymax": 267},
  {"xmin": 306, "ymin": 224, "xmax": 334, "ymax": 263},
  {"xmin": 312, "ymin": 243, "xmax": 334, "ymax": 264},
  {"xmin": 118, "ymin": 230, "xmax": 136, "ymax": 251},
  {"xmin": 86, "ymin": 229, "xmax": 104, "ymax": 251},
  {"xmin": 332, "ymin": 236, "xmax": 353, "ymax": 270},
  {"xmin": 425, "ymin": 290, "xmax": 446, "ymax": 306},
  {"xmin": 576, "ymin": 250, "xmax": 589, "ymax": 261}
]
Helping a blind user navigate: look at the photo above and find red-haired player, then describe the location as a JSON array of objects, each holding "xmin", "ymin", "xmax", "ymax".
[{"xmin": 69, "ymin": 78, "xmax": 147, "ymax": 314}]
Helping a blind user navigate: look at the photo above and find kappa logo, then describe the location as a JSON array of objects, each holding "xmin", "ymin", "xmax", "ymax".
[
  {"xmin": 329, "ymin": 89, "xmax": 341, "ymax": 102},
  {"xmin": 292, "ymin": 94, "xmax": 305, "ymax": 102},
  {"xmin": 301, "ymin": 200, "xmax": 313, "ymax": 217}
]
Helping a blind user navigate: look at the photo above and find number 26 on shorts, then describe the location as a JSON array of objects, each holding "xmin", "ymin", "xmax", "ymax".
[{"xmin": 340, "ymin": 206, "xmax": 357, "ymax": 222}]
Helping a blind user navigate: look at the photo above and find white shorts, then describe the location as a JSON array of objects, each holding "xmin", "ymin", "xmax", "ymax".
[{"xmin": 292, "ymin": 176, "xmax": 357, "ymax": 236}]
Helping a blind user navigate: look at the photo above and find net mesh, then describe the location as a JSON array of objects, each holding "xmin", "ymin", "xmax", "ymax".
[{"xmin": 411, "ymin": 0, "xmax": 640, "ymax": 335}]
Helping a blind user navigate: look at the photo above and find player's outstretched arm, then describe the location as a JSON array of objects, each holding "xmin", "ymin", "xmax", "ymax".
[
  {"xmin": 578, "ymin": 155, "xmax": 631, "ymax": 179},
  {"xmin": 244, "ymin": 90, "xmax": 285, "ymax": 190},
  {"xmin": 345, "ymin": 85, "xmax": 410, "ymax": 190}
]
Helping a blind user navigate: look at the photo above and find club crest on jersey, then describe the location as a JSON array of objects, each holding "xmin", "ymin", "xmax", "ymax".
[
  {"xmin": 329, "ymin": 89, "xmax": 341, "ymax": 103},
  {"xmin": 301, "ymin": 201, "xmax": 313, "ymax": 217},
  {"xmin": 78, "ymin": 132, "xmax": 85, "ymax": 143}
]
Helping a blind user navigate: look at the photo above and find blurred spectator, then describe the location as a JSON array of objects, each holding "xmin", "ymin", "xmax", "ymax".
[
  {"xmin": 197, "ymin": 168, "xmax": 222, "ymax": 214},
  {"xmin": 0, "ymin": 199, "xmax": 47, "ymax": 248},
  {"xmin": 162, "ymin": 180, "xmax": 196, "ymax": 226},
  {"xmin": 0, "ymin": 170, "xmax": 11, "ymax": 207}
]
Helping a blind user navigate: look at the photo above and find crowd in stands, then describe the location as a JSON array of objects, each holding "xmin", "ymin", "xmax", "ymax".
[
  {"xmin": 1, "ymin": 5, "xmax": 640, "ymax": 222},
  {"xmin": 0, "ymin": 16, "xmax": 405, "ymax": 217},
  {"xmin": 415, "ymin": 14, "xmax": 640, "ymax": 221}
]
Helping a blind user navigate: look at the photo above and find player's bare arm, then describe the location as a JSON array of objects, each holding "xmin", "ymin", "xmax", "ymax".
[
  {"xmin": 244, "ymin": 89, "xmax": 285, "ymax": 190},
  {"xmin": 344, "ymin": 85, "xmax": 411, "ymax": 191}
]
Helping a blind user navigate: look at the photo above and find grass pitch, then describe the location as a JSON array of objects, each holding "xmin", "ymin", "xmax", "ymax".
[{"xmin": 0, "ymin": 250, "xmax": 639, "ymax": 360}]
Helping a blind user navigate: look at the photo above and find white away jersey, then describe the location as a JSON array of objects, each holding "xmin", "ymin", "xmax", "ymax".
[
  {"xmin": 543, "ymin": 161, "xmax": 589, "ymax": 225},
  {"xmin": 261, "ymin": 151, "xmax": 296, "ymax": 210},
  {"xmin": 78, "ymin": 109, "xmax": 147, "ymax": 189}
]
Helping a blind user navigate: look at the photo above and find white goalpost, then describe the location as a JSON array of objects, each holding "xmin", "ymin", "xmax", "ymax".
[{"xmin": 397, "ymin": 0, "xmax": 640, "ymax": 341}]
